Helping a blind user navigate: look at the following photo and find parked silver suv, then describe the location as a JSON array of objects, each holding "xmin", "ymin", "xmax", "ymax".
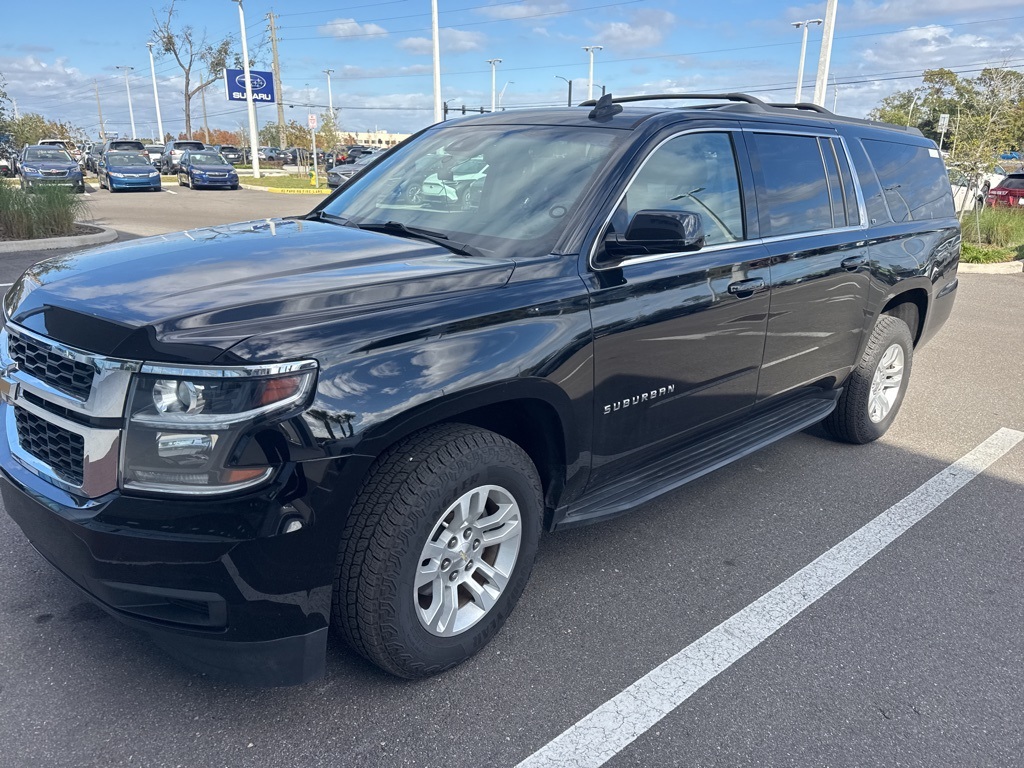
[{"xmin": 160, "ymin": 140, "xmax": 205, "ymax": 173}]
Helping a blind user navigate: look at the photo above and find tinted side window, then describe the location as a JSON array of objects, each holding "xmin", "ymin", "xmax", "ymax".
[
  {"xmin": 862, "ymin": 139, "xmax": 955, "ymax": 221},
  {"xmin": 613, "ymin": 131, "xmax": 745, "ymax": 246},
  {"xmin": 749, "ymin": 132, "xmax": 833, "ymax": 237}
]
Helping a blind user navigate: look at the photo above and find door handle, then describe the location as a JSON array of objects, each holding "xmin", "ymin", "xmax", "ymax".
[
  {"xmin": 727, "ymin": 278, "xmax": 766, "ymax": 296},
  {"xmin": 841, "ymin": 255, "xmax": 868, "ymax": 271}
]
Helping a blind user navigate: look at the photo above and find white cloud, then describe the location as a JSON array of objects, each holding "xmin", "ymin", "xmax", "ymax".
[
  {"xmin": 588, "ymin": 10, "xmax": 676, "ymax": 52},
  {"xmin": 318, "ymin": 18, "xmax": 388, "ymax": 39},
  {"xmin": 477, "ymin": 2, "xmax": 570, "ymax": 20},
  {"xmin": 399, "ymin": 29, "xmax": 486, "ymax": 55}
]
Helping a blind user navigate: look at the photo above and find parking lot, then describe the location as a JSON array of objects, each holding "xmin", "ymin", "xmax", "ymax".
[{"xmin": 0, "ymin": 194, "xmax": 1022, "ymax": 767}]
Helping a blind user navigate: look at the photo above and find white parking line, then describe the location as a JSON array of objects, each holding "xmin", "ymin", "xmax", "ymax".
[
  {"xmin": 164, "ymin": 189, "xmax": 177, "ymax": 195},
  {"xmin": 517, "ymin": 427, "xmax": 1024, "ymax": 768}
]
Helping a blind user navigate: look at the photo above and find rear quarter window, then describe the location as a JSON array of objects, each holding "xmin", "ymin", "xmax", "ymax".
[{"xmin": 861, "ymin": 139, "xmax": 955, "ymax": 222}]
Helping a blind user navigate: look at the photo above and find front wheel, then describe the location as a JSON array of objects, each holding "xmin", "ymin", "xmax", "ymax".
[
  {"xmin": 334, "ymin": 423, "xmax": 542, "ymax": 678},
  {"xmin": 188, "ymin": 174, "xmax": 195, "ymax": 190},
  {"xmin": 823, "ymin": 314, "xmax": 914, "ymax": 444}
]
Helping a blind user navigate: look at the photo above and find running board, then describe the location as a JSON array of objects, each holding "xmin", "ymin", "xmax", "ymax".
[{"xmin": 555, "ymin": 389, "xmax": 840, "ymax": 529}]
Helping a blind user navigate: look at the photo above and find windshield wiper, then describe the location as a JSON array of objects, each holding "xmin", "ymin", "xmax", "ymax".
[
  {"xmin": 359, "ymin": 221, "xmax": 482, "ymax": 258},
  {"xmin": 308, "ymin": 210, "xmax": 359, "ymax": 228}
]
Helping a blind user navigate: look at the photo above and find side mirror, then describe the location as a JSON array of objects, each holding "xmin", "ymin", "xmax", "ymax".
[{"xmin": 605, "ymin": 210, "xmax": 705, "ymax": 257}]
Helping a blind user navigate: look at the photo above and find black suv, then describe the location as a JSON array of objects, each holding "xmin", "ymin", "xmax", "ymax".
[{"xmin": 0, "ymin": 94, "xmax": 960, "ymax": 685}]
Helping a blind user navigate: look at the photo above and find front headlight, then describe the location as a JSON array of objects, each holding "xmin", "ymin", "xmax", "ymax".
[
  {"xmin": 122, "ymin": 361, "xmax": 317, "ymax": 495},
  {"xmin": 149, "ymin": 170, "xmax": 159, "ymax": 177},
  {"xmin": 21, "ymin": 166, "xmax": 38, "ymax": 174},
  {"xmin": 109, "ymin": 172, "xmax": 126, "ymax": 178}
]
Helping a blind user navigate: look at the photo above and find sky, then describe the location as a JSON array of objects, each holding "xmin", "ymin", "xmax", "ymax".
[{"xmin": 2, "ymin": 0, "xmax": 1023, "ymax": 142}]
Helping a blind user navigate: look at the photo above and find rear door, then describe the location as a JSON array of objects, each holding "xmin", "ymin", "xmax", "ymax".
[
  {"xmin": 743, "ymin": 126, "xmax": 871, "ymax": 400},
  {"xmin": 585, "ymin": 128, "xmax": 772, "ymax": 485}
]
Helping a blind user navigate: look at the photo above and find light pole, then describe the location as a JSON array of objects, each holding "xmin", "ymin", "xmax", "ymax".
[
  {"xmin": 583, "ymin": 45, "xmax": 603, "ymax": 101},
  {"xmin": 812, "ymin": 0, "xmax": 838, "ymax": 107},
  {"xmin": 146, "ymin": 43, "xmax": 164, "ymax": 142},
  {"xmin": 498, "ymin": 81, "xmax": 514, "ymax": 111},
  {"xmin": 115, "ymin": 65, "xmax": 137, "ymax": 139},
  {"xmin": 791, "ymin": 19, "xmax": 822, "ymax": 103},
  {"xmin": 231, "ymin": 0, "xmax": 261, "ymax": 178},
  {"xmin": 431, "ymin": 0, "xmax": 442, "ymax": 123},
  {"xmin": 323, "ymin": 69, "xmax": 335, "ymax": 114},
  {"xmin": 555, "ymin": 75, "xmax": 573, "ymax": 107},
  {"xmin": 486, "ymin": 58, "xmax": 502, "ymax": 113}
]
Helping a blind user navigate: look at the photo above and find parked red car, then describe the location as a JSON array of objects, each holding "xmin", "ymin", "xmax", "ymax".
[{"xmin": 986, "ymin": 173, "xmax": 1024, "ymax": 208}]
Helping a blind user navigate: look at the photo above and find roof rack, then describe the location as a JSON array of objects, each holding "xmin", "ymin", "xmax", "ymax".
[
  {"xmin": 574, "ymin": 92, "xmax": 921, "ymax": 134},
  {"xmin": 579, "ymin": 93, "xmax": 836, "ymax": 116}
]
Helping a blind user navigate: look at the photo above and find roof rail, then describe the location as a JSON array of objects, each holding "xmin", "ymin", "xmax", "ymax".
[
  {"xmin": 578, "ymin": 93, "xmax": 838, "ymax": 117},
  {"xmin": 578, "ymin": 93, "xmax": 770, "ymax": 108}
]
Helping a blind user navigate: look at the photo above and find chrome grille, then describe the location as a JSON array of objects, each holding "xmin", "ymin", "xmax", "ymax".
[
  {"xmin": 208, "ymin": 172, "xmax": 228, "ymax": 178},
  {"xmin": 8, "ymin": 331, "xmax": 94, "ymax": 400},
  {"xmin": 14, "ymin": 407, "xmax": 84, "ymax": 485}
]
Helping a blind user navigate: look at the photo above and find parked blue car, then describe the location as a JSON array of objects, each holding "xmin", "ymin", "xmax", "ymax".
[
  {"xmin": 18, "ymin": 145, "xmax": 85, "ymax": 193},
  {"xmin": 176, "ymin": 149, "xmax": 239, "ymax": 190},
  {"xmin": 98, "ymin": 151, "xmax": 161, "ymax": 192}
]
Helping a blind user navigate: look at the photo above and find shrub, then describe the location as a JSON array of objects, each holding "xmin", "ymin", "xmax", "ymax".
[
  {"xmin": 972, "ymin": 206, "xmax": 1024, "ymax": 248},
  {"xmin": 0, "ymin": 184, "xmax": 88, "ymax": 240},
  {"xmin": 960, "ymin": 241, "xmax": 1016, "ymax": 263}
]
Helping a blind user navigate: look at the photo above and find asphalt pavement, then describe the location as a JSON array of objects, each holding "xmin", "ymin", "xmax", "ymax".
[{"xmin": 0, "ymin": 195, "xmax": 1021, "ymax": 767}]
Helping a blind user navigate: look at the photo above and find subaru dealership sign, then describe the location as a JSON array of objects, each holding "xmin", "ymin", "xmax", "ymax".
[{"xmin": 224, "ymin": 68, "xmax": 276, "ymax": 103}]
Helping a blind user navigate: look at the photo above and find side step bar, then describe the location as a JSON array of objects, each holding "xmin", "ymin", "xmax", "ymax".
[{"xmin": 555, "ymin": 389, "xmax": 840, "ymax": 529}]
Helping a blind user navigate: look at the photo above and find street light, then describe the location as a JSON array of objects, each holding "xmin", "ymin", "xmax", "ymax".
[
  {"xmin": 555, "ymin": 75, "xmax": 573, "ymax": 107},
  {"xmin": 582, "ymin": 45, "xmax": 603, "ymax": 101},
  {"xmin": 431, "ymin": 0, "xmax": 442, "ymax": 123},
  {"xmin": 791, "ymin": 19, "xmax": 822, "ymax": 103},
  {"xmin": 486, "ymin": 58, "xmax": 502, "ymax": 113},
  {"xmin": 146, "ymin": 43, "xmax": 164, "ymax": 142},
  {"xmin": 115, "ymin": 65, "xmax": 136, "ymax": 139},
  {"xmin": 323, "ymin": 69, "xmax": 335, "ymax": 115},
  {"xmin": 498, "ymin": 81, "xmax": 514, "ymax": 110},
  {"xmin": 230, "ymin": 0, "xmax": 261, "ymax": 178}
]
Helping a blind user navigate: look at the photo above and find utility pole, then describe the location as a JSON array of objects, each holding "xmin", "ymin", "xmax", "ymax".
[
  {"xmin": 94, "ymin": 82, "xmax": 106, "ymax": 139},
  {"xmin": 812, "ymin": 0, "xmax": 838, "ymax": 107},
  {"xmin": 232, "ymin": 0, "xmax": 261, "ymax": 178},
  {"xmin": 486, "ymin": 58, "xmax": 501, "ymax": 113},
  {"xmin": 583, "ymin": 45, "xmax": 603, "ymax": 101},
  {"xmin": 555, "ymin": 76, "xmax": 573, "ymax": 107},
  {"xmin": 268, "ymin": 12, "xmax": 286, "ymax": 150},
  {"xmin": 116, "ymin": 65, "xmax": 137, "ymax": 139},
  {"xmin": 146, "ymin": 42, "xmax": 165, "ymax": 142},
  {"xmin": 11, "ymin": 97, "xmax": 18, "ymax": 120},
  {"xmin": 431, "ymin": 0, "xmax": 442, "ymax": 123}
]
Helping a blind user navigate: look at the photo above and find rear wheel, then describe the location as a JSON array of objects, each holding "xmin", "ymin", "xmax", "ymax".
[
  {"xmin": 823, "ymin": 314, "xmax": 914, "ymax": 444},
  {"xmin": 334, "ymin": 423, "xmax": 542, "ymax": 678}
]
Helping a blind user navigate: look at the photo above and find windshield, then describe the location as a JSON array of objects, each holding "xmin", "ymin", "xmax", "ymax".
[
  {"xmin": 317, "ymin": 124, "xmax": 622, "ymax": 258},
  {"xmin": 191, "ymin": 152, "xmax": 228, "ymax": 164},
  {"xmin": 107, "ymin": 153, "xmax": 151, "ymax": 166},
  {"xmin": 25, "ymin": 148, "xmax": 74, "ymax": 162}
]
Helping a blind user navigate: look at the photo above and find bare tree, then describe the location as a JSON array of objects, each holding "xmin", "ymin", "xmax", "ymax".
[{"xmin": 152, "ymin": 1, "xmax": 237, "ymax": 139}]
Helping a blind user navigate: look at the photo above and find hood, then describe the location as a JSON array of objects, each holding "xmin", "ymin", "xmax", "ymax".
[
  {"xmin": 23, "ymin": 161, "xmax": 78, "ymax": 172},
  {"xmin": 107, "ymin": 163, "xmax": 157, "ymax": 173},
  {"xmin": 192, "ymin": 163, "xmax": 235, "ymax": 173},
  {"xmin": 5, "ymin": 219, "xmax": 514, "ymax": 363}
]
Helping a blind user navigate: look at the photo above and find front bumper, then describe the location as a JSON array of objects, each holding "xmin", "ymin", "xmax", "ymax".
[
  {"xmin": 0, "ymin": 446, "xmax": 335, "ymax": 685},
  {"xmin": 110, "ymin": 175, "xmax": 161, "ymax": 190},
  {"xmin": 23, "ymin": 176, "xmax": 83, "ymax": 189},
  {"xmin": 194, "ymin": 175, "xmax": 238, "ymax": 187}
]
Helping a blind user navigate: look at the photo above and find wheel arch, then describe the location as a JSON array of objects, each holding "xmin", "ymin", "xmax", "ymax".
[{"xmin": 880, "ymin": 286, "xmax": 928, "ymax": 347}]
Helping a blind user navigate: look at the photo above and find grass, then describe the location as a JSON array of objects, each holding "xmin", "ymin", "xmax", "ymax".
[
  {"xmin": 959, "ymin": 207, "xmax": 1024, "ymax": 262},
  {"xmin": 0, "ymin": 184, "xmax": 89, "ymax": 240},
  {"xmin": 239, "ymin": 174, "xmax": 328, "ymax": 189}
]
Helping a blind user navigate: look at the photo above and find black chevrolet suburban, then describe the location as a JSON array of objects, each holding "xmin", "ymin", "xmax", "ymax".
[{"xmin": 0, "ymin": 94, "xmax": 959, "ymax": 684}]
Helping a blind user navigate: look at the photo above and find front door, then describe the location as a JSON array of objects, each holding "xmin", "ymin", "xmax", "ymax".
[{"xmin": 585, "ymin": 129, "xmax": 771, "ymax": 486}]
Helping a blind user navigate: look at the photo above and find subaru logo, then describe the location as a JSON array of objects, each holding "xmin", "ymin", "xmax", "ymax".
[{"xmin": 234, "ymin": 73, "xmax": 267, "ymax": 92}]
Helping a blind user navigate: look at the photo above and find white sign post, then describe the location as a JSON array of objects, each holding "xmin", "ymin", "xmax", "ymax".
[
  {"xmin": 937, "ymin": 113, "xmax": 950, "ymax": 153},
  {"xmin": 308, "ymin": 113, "xmax": 318, "ymax": 188}
]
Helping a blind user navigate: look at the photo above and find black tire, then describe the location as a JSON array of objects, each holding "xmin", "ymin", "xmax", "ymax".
[
  {"xmin": 823, "ymin": 314, "xmax": 914, "ymax": 444},
  {"xmin": 188, "ymin": 174, "xmax": 195, "ymax": 190},
  {"xmin": 231, "ymin": 184, "xmax": 239, "ymax": 191},
  {"xmin": 334, "ymin": 423, "xmax": 542, "ymax": 678}
]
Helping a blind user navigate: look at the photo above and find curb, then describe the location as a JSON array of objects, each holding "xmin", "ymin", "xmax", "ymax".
[
  {"xmin": 958, "ymin": 261, "xmax": 1023, "ymax": 274},
  {"xmin": 0, "ymin": 225, "xmax": 118, "ymax": 254},
  {"xmin": 239, "ymin": 183, "xmax": 330, "ymax": 195}
]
